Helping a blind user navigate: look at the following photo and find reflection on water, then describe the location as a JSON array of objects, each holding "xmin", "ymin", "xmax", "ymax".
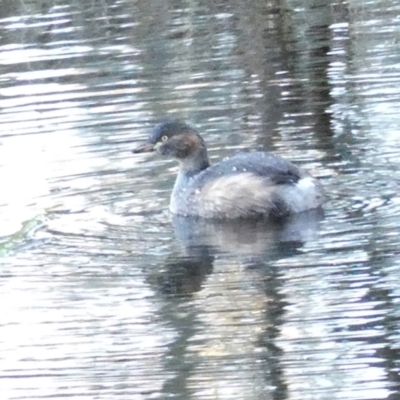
[
  {"xmin": 172, "ymin": 210, "xmax": 323, "ymax": 259},
  {"xmin": 154, "ymin": 210, "xmax": 323, "ymax": 297},
  {"xmin": 1, "ymin": 0, "xmax": 400, "ymax": 399}
]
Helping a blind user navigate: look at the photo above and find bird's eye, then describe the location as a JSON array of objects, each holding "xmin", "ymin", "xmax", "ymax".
[{"xmin": 161, "ymin": 135, "xmax": 168, "ymax": 142}]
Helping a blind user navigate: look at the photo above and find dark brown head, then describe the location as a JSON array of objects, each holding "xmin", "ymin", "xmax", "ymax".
[{"xmin": 133, "ymin": 120, "xmax": 209, "ymax": 170}]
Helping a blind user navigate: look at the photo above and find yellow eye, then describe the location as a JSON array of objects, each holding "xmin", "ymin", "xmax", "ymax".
[{"xmin": 161, "ymin": 135, "xmax": 168, "ymax": 142}]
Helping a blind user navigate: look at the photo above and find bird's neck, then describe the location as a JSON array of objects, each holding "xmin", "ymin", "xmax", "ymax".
[
  {"xmin": 170, "ymin": 149, "xmax": 209, "ymax": 215},
  {"xmin": 179, "ymin": 148, "xmax": 210, "ymax": 177},
  {"xmin": 173, "ymin": 149, "xmax": 210, "ymax": 189}
]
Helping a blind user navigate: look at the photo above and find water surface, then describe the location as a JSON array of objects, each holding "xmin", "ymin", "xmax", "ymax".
[{"xmin": 1, "ymin": 0, "xmax": 400, "ymax": 399}]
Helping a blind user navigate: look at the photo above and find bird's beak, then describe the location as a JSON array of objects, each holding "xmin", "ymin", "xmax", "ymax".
[{"xmin": 132, "ymin": 142, "xmax": 155, "ymax": 154}]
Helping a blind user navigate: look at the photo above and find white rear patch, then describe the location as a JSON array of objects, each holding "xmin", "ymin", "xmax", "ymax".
[{"xmin": 279, "ymin": 176, "xmax": 324, "ymax": 213}]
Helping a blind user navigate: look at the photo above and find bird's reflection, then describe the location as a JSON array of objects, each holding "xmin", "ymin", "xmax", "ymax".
[
  {"xmin": 149, "ymin": 209, "xmax": 324, "ymax": 400},
  {"xmin": 153, "ymin": 209, "xmax": 324, "ymax": 297}
]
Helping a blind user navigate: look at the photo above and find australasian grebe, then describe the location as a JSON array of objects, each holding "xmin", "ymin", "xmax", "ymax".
[{"xmin": 132, "ymin": 120, "xmax": 324, "ymax": 219}]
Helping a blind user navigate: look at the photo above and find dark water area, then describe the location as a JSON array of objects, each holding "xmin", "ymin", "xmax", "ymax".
[{"xmin": 1, "ymin": 0, "xmax": 400, "ymax": 399}]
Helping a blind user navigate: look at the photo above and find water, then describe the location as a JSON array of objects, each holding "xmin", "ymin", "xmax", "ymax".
[{"xmin": 1, "ymin": 0, "xmax": 400, "ymax": 399}]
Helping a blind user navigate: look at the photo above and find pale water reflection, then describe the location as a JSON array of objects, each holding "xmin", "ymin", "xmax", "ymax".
[{"xmin": 1, "ymin": 0, "xmax": 400, "ymax": 399}]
